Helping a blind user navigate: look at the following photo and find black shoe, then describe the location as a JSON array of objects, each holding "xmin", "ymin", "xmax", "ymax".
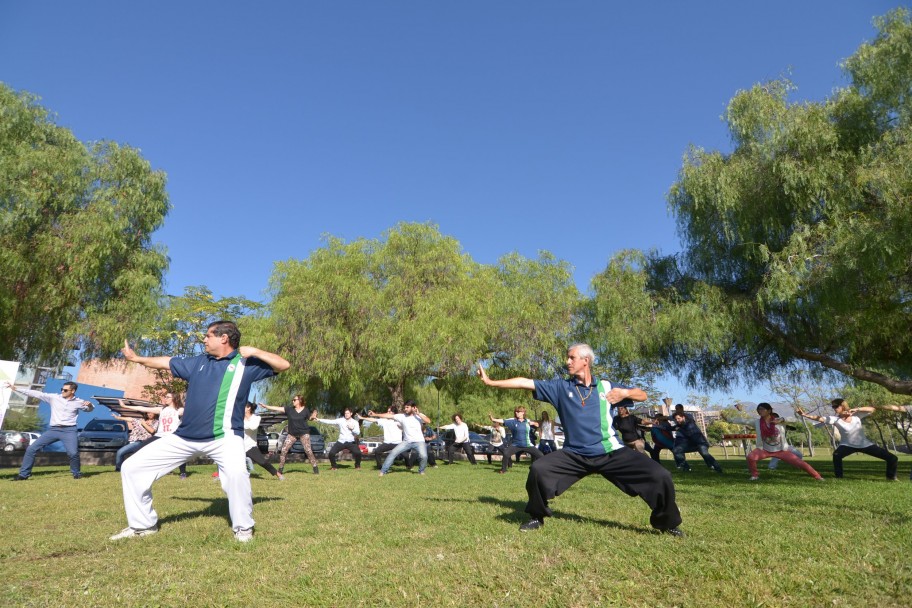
[
  {"xmin": 312, "ymin": 466, "xmax": 319, "ymax": 475},
  {"xmin": 665, "ymin": 527, "xmax": 685, "ymax": 538},
  {"xmin": 519, "ymin": 518, "xmax": 544, "ymax": 532},
  {"xmin": 12, "ymin": 475, "xmax": 29, "ymax": 481},
  {"xmin": 73, "ymin": 473, "xmax": 82, "ymax": 479}
]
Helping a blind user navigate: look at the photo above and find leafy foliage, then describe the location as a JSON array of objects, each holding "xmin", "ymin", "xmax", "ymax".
[
  {"xmin": 585, "ymin": 10, "xmax": 912, "ymax": 394},
  {"xmin": 0, "ymin": 84, "xmax": 170, "ymax": 367},
  {"xmin": 131, "ymin": 285, "xmax": 262, "ymax": 397},
  {"xmin": 261, "ymin": 222, "xmax": 579, "ymax": 408}
]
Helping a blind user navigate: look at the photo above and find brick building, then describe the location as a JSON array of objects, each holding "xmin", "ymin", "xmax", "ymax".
[{"xmin": 76, "ymin": 360, "xmax": 159, "ymax": 399}]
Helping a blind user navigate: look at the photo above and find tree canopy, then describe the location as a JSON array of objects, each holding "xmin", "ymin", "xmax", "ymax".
[
  {"xmin": 587, "ymin": 10, "xmax": 912, "ymax": 395},
  {"xmin": 0, "ymin": 84, "xmax": 170, "ymax": 367},
  {"xmin": 259, "ymin": 222, "xmax": 579, "ymax": 408}
]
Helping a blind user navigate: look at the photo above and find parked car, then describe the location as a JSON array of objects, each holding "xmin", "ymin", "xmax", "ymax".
[
  {"xmin": 324, "ymin": 441, "xmax": 369, "ymax": 456},
  {"xmin": 24, "ymin": 432, "xmax": 41, "ymax": 445},
  {"xmin": 362, "ymin": 439, "xmax": 384, "ymax": 454},
  {"xmin": 1, "ymin": 430, "xmax": 30, "ymax": 452},
  {"xmin": 258, "ymin": 426, "xmax": 325, "ymax": 456},
  {"xmin": 78, "ymin": 419, "xmax": 128, "ymax": 451},
  {"xmin": 467, "ymin": 431, "xmax": 494, "ymax": 456}
]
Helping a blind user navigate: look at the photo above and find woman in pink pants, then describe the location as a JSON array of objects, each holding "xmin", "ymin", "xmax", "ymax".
[{"xmin": 729, "ymin": 403, "xmax": 823, "ymax": 481}]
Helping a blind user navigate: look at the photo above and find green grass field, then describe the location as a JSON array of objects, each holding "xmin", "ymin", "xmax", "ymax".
[{"xmin": 1, "ymin": 452, "xmax": 910, "ymax": 608}]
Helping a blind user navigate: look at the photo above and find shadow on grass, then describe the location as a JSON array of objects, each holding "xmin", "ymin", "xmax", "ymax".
[
  {"xmin": 157, "ymin": 495, "xmax": 282, "ymax": 526},
  {"xmin": 425, "ymin": 494, "xmax": 657, "ymax": 534},
  {"xmin": 4, "ymin": 469, "xmax": 108, "ymax": 480}
]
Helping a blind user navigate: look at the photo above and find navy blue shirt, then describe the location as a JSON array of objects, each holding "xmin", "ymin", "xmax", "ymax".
[
  {"xmin": 171, "ymin": 351, "xmax": 277, "ymax": 441},
  {"xmin": 503, "ymin": 418, "xmax": 533, "ymax": 447},
  {"xmin": 532, "ymin": 377, "xmax": 628, "ymax": 457}
]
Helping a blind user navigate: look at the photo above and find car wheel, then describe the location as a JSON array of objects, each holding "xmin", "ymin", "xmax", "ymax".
[{"xmin": 3, "ymin": 443, "xmax": 15, "ymax": 452}]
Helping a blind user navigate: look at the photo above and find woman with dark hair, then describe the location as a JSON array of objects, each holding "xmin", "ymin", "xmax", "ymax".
[
  {"xmin": 440, "ymin": 414, "xmax": 477, "ymax": 465},
  {"xmin": 243, "ymin": 402, "xmax": 282, "ymax": 480},
  {"xmin": 259, "ymin": 395, "xmax": 320, "ymax": 475},
  {"xmin": 118, "ymin": 392, "xmax": 188, "ymax": 478},
  {"xmin": 113, "ymin": 410, "xmax": 158, "ymax": 471},
  {"xmin": 797, "ymin": 399, "xmax": 898, "ymax": 480},
  {"xmin": 728, "ymin": 403, "xmax": 822, "ymax": 481}
]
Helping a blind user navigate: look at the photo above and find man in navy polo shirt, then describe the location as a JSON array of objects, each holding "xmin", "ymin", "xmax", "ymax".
[
  {"xmin": 489, "ymin": 406, "xmax": 544, "ymax": 473},
  {"xmin": 477, "ymin": 343, "xmax": 683, "ymax": 536},
  {"xmin": 111, "ymin": 320, "xmax": 290, "ymax": 543}
]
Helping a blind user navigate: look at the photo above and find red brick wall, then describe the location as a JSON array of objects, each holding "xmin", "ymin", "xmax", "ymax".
[{"xmin": 76, "ymin": 360, "xmax": 160, "ymax": 399}]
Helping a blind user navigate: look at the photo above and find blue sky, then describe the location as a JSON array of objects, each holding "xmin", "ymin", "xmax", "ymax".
[{"xmin": 1, "ymin": 2, "xmax": 897, "ymax": 405}]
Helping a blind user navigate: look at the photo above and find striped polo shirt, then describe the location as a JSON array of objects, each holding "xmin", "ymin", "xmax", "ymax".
[
  {"xmin": 171, "ymin": 351, "xmax": 277, "ymax": 441},
  {"xmin": 532, "ymin": 377, "xmax": 626, "ymax": 457}
]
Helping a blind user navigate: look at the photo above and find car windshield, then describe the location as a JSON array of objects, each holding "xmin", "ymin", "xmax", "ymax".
[{"xmin": 85, "ymin": 420, "xmax": 126, "ymax": 432}]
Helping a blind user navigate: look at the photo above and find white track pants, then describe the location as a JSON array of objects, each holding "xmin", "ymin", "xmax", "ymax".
[{"xmin": 120, "ymin": 433, "xmax": 254, "ymax": 531}]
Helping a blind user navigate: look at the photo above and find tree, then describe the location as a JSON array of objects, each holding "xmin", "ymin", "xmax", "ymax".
[
  {"xmin": 0, "ymin": 84, "xmax": 170, "ymax": 367},
  {"xmin": 1, "ymin": 406, "xmax": 44, "ymax": 432},
  {"xmin": 263, "ymin": 223, "xmax": 496, "ymax": 407},
  {"xmin": 586, "ymin": 10, "xmax": 912, "ymax": 395},
  {"xmin": 768, "ymin": 369, "xmax": 839, "ymax": 454},
  {"xmin": 130, "ymin": 285, "xmax": 262, "ymax": 397},
  {"xmin": 261, "ymin": 223, "xmax": 580, "ymax": 409}
]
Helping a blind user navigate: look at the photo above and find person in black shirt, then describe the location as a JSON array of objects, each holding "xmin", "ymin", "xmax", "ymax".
[
  {"xmin": 259, "ymin": 395, "xmax": 320, "ymax": 475},
  {"xmin": 611, "ymin": 402, "xmax": 652, "ymax": 454}
]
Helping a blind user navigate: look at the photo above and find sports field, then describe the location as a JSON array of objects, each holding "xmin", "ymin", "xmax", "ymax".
[{"xmin": 1, "ymin": 453, "xmax": 909, "ymax": 607}]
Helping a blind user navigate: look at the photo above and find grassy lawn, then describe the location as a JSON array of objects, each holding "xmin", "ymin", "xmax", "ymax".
[{"xmin": 1, "ymin": 452, "xmax": 910, "ymax": 607}]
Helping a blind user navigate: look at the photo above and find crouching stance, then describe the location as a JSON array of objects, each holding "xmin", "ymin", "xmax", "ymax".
[
  {"xmin": 112, "ymin": 321, "xmax": 289, "ymax": 543},
  {"xmin": 476, "ymin": 343, "xmax": 683, "ymax": 536}
]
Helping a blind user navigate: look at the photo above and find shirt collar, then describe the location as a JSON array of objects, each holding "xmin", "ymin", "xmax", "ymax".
[{"xmin": 209, "ymin": 349, "xmax": 240, "ymax": 361}]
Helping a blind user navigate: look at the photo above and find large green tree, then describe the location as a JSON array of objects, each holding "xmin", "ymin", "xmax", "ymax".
[
  {"xmin": 0, "ymin": 84, "xmax": 170, "ymax": 367},
  {"xmin": 588, "ymin": 10, "xmax": 912, "ymax": 395},
  {"xmin": 261, "ymin": 222, "xmax": 579, "ymax": 408},
  {"xmin": 129, "ymin": 285, "xmax": 262, "ymax": 397}
]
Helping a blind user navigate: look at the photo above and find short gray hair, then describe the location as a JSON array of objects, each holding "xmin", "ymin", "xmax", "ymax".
[{"xmin": 568, "ymin": 343, "xmax": 595, "ymax": 366}]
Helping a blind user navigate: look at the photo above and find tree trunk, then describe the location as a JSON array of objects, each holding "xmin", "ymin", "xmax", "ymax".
[
  {"xmin": 799, "ymin": 418, "xmax": 816, "ymax": 457},
  {"xmin": 871, "ymin": 418, "xmax": 889, "ymax": 449},
  {"xmin": 387, "ymin": 381, "xmax": 405, "ymax": 410}
]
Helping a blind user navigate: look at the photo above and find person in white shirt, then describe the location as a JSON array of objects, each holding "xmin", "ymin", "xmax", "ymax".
[
  {"xmin": 118, "ymin": 392, "xmax": 188, "ymax": 479},
  {"xmin": 797, "ymin": 398, "xmax": 898, "ymax": 480},
  {"xmin": 317, "ymin": 407, "xmax": 363, "ymax": 470},
  {"xmin": 440, "ymin": 414, "xmax": 477, "ymax": 465},
  {"xmin": 371, "ymin": 400, "xmax": 431, "ymax": 476},
  {"xmin": 243, "ymin": 402, "xmax": 282, "ymax": 479},
  {"xmin": 361, "ymin": 405, "xmax": 403, "ymax": 469},
  {"xmin": 482, "ymin": 420, "xmax": 507, "ymax": 464},
  {"xmin": 3, "ymin": 380, "xmax": 94, "ymax": 480}
]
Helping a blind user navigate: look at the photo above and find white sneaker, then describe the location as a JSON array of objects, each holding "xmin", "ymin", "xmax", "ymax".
[
  {"xmin": 109, "ymin": 525, "xmax": 159, "ymax": 540},
  {"xmin": 234, "ymin": 528, "xmax": 254, "ymax": 543},
  {"xmin": 749, "ymin": 476, "xmax": 760, "ymax": 481}
]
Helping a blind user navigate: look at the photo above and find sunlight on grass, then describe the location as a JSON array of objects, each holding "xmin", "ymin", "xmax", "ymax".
[{"xmin": 1, "ymin": 454, "xmax": 910, "ymax": 607}]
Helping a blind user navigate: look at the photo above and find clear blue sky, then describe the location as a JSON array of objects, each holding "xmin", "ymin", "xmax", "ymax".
[{"xmin": 1, "ymin": 2, "xmax": 897, "ymax": 405}]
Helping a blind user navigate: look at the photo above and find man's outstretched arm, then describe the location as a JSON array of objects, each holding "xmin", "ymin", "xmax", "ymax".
[
  {"xmin": 122, "ymin": 340, "xmax": 173, "ymax": 370},
  {"xmin": 476, "ymin": 363, "xmax": 535, "ymax": 391}
]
